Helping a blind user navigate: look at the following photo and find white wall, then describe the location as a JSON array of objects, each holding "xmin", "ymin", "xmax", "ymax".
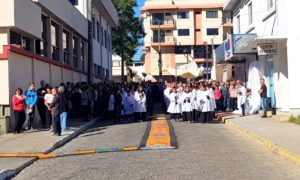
[
  {"xmin": 175, "ymin": 10, "xmax": 195, "ymax": 45},
  {"xmin": 0, "ymin": 60, "xmax": 10, "ymax": 105},
  {"xmin": 37, "ymin": 0, "xmax": 88, "ymax": 39}
]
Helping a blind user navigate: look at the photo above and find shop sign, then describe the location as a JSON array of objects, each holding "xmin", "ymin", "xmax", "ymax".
[
  {"xmin": 257, "ymin": 43, "xmax": 277, "ymax": 56},
  {"xmin": 224, "ymin": 34, "xmax": 234, "ymax": 60}
]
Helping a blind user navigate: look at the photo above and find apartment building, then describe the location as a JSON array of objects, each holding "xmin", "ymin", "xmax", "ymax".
[
  {"xmin": 141, "ymin": 0, "xmax": 231, "ymax": 80},
  {"xmin": 0, "ymin": 0, "xmax": 117, "ymax": 132},
  {"xmin": 218, "ymin": 0, "xmax": 300, "ymax": 115}
]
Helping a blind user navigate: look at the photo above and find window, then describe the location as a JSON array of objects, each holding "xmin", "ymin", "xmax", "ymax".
[
  {"xmin": 206, "ymin": 11, "xmax": 218, "ymax": 18},
  {"xmin": 101, "ymin": 26, "xmax": 104, "ymax": 45},
  {"xmin": 37, "ymin": 15, "xmax": 48, "ymax": 57},
  {"xmin": 152, "ymin": 13, "xmax": 164, "ymax": 25},
  {"xmin": 267, "ymin": 0, "xmax": 274, "ymax": 9},
  {"xmin": 51, "ymin": 22, "xmax": 59, "ymax": 60},
  {"xmin": 73, "ymin": 36, "xmax": 79, "ymax": 68},
  {"xmin": 194, "ymin": 45, "xmax": 212, "ymax": 59},
  {"xmin": 80, "ymin": 41, "xmax": 85, "ymax": 70},
  {"xmin": 207, "ymin": 28, "xmax": 218, "ymax": 35},
  {"xmin": 236, "ymin": 15, "xmax": 241, "ymax": 33},
  {"xmin": 178, "ymin": 29, "xmax": 190, "ymax": 36},
  {"xmin": 165, "ymin": 13, "xmax": 172, "ymax": 17},
  {"xmin": 63, "ymin": 30, "xmax": 70, "ymax": 64},
  {"xmin": 10, "ymin": 31, "xmax": 21, "ymax": 47},
  {"xmin": 248, "ymin": 3, "xmax": 253, "ymax": 25},
  {"xmin": 177, "ymin": 11, "xmax": 189, "ymax": 19},
  {"xmin": 22, "ymin": 36, "xmax": 31, "ymax": 51},
  {"xmin": 175, "ymin": 46, "xmax": 191, "ymax": 54},
  {"xmin": 97, "ymin": 21, "xmax": 100, "ymax": 42},
  {"xmin": 165, "ymin": 30, "xmax": 172, "ymax": 36},
  {"xmin": 104, "ymin": 30, "xmax": 107, "ymax": 48},
  {"xmin": 69, "ymin": 0, "xmax": 78, "ymax": 5},
  {"xmin": 92, "ymin": 17, "xmax": 95, "ymax": 39}
]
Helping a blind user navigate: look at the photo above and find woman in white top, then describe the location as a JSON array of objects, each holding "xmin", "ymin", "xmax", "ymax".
[
  {"xmin": 167, "ymin": 87, "xmax": 181, "ymax": 121},
  {"xmin": 181, "ymin": 86, "xmax": 193, "ymax": 123},
  {"xmin": 133, "ymin": 86, "xmax": 147, "ymax": 122},
  {"xmin": 44, "ymin": 87, "xmax": 54, "ymax": 131}
]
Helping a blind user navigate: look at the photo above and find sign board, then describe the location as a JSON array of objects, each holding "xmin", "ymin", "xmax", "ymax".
[
  {"xmin": 257, "ymin": 43, "xmax": 277, "ymax": 56},
  {"xmin": 224, "ymin": 34, "xmax": 234, "ymax": 60}
]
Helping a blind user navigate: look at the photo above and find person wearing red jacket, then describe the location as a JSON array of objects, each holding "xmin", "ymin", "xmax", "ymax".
[
  {"xmin": 214, "ymin": 87, "xmax": 222, "ymax": 112},
  {"xmin": 12, "ymin": 88, "xmax": 26, "ymax": 134}
]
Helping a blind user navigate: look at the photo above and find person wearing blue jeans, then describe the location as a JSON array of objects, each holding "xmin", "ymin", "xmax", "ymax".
[
  {"xmin": 58, "ymin": 86, "xmax": 68, "ymax": 132},
  {"xmin": 259, "ymin": 78, "xmax": 268, "ymax": 118}
]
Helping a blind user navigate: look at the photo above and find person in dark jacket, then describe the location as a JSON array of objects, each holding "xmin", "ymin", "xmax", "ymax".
[
  {"xmin": 49, "ymin": 88, "xmax": 61, "ymax": 136},
  {"xmin": 58, "ymin": 86, "xmax": 68, "ymax": 132}
]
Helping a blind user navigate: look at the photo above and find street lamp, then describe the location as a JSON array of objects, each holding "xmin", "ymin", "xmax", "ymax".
[{"xmin": 157, "ymin": 19, "xmax": 163, "ymax": 82}]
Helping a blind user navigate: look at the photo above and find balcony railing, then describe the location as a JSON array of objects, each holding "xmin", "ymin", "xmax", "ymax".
[
  {"xmin": 150, "ymin": 19, "xmax": 176, "ymax": 29},
  {"xmin": 222, "ymin": 17, "xmax": 233, "ymax": 24},
  {"xmin": 152, "ymin": 36, "xmax": 176, "ymax": 43},
  {"xmin": 63, "ymin": 50, "xmax": 70, "ymax": 65}
]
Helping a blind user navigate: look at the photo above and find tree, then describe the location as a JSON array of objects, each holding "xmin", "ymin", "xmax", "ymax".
[{"xmin": 112, "ymin": 0, "xmax": 144, "ymax": 82}]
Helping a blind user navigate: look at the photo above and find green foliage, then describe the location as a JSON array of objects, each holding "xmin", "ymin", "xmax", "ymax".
[
  {"xmin": 111, "ymin": 0, "xmax": 145, "ymax": 63},
  {"xmin": 289, "ymin": 115, "xmax": 300, "ymax": 125}
]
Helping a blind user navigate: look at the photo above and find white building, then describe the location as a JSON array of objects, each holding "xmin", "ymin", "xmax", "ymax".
[
  {"xmin": 0, "ymin": 0, "xmax": 118, "ymax": 133},
  {"xmin": 222, "ymin": 0, "xmax": 300, "ymax": 115}
]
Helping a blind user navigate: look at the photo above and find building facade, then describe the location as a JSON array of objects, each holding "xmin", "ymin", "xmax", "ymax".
[
  {"xmin": 0, "ymin": 0, "xmax": 118, "ymax": 132},
  {"xmin": 220, "ymin": 0, "xmax": 300, "ymax": 115},
  {"xmin": 141, "ymin": 0, "xmax": 232, "ymax": 80}
]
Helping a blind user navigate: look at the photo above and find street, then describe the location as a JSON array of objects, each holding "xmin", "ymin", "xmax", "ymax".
[{"xmin": 13, "ymin": 118, "xmax": 300, "ymax": 180}]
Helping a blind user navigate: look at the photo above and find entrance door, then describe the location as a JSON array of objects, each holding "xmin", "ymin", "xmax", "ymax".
[{"xmin": 265, "ymin": 58, "xmax": 276, "ymax": 108}]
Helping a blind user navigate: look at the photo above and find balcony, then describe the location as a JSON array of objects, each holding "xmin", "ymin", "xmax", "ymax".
[
  {"xmin": 222, "ymin": 17, "xmax": 233, "ymax": 28},
  {"xmin": 150, "ymin": 19, "xmax": 176, "ymax": 30},
  {"xmin": 151, "ymin": 36, "xmax": 176, "ymax": 46}
]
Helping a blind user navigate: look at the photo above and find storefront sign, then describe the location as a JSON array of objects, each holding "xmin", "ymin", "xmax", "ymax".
[
  {"xmin": 224, "ymin": 34, "xmax": 234, "ymax": 61},
  {"xmin": 257, "ymin": 43, "xmax": 277, "ymax": 56}
]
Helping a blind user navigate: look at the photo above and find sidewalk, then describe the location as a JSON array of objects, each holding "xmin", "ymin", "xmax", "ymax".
[
  {"xmin": 0, "ymin": 118, "xmax": 99, "ymax": 179},
  {"xmin": 222, "ymin": 114, "xmax": 300, "ymax": 165}
]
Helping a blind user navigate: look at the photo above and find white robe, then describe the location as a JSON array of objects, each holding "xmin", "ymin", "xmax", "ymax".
[
  {"xmin": 167, "ymin": 92, "xmax": 181, "ymax": 114},
  {"xmin": 164, "ymin": 87, "xmax": 171, "ymax": 106},
  {"xmin": 198, "ymin": 90, "xmax": 211, "ymax": 112},
  {"xmin": 133, "ymin": 91, "xmax": 146, "ymax": 113},
  {"xmin": 208, "ymin": 88, "xmax": 216, "ymax": 111},
  {"xmin": 181, "ymin": 92, "xmax": 193, "ymax": 112},
  {"xmin": 124, "ymin": 95, "xmax": 134, "ymax": 115},
  {"xmin": 191, "ymin": 89, "xmax": 199, "ymax": 110}
]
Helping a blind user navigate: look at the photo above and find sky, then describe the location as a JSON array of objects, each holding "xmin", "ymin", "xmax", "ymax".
[{"xmin": 132, "ymin": 0, "xmax": 145, "ymax": 61}]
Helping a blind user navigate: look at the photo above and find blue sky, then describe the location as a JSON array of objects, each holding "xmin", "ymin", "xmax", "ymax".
[{"xmin": 132, "ymin": 0, "xmax": 145, "ymax": 61}]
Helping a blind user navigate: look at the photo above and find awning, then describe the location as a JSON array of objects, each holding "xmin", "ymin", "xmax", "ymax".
[
  {"xmin": 168, "ymin": 62, "xmax": 204, "ymax": 79},
  {"xmin": 234, "ymin": 36, "xmax": 287, "ymax": 54}
]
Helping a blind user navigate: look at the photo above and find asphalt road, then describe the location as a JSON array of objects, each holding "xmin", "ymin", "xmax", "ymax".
[{"xmin": 14, "ymin": 119, "xmax": 300, "ymax": 180}]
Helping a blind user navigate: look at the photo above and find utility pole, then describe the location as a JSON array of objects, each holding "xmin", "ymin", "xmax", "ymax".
[
  {"xmin": 158, "ymin": 20, "xmax": 163, "ymax": 82},
  {"xmin": 121, "ymin": 33, "xmax": 125, "ymax": 83},
  {"xmin": 205, "ymin": 42, "xmax": 209, "ymax": 80}
]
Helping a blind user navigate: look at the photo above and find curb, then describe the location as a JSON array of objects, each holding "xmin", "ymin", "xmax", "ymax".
[
  {"xmin": 224, "ymin": 118, "xmax": 300, "ymax": 166},
  {"xmin": 0, "ymin": 117, "xmax": 99, "ymax": 180}
]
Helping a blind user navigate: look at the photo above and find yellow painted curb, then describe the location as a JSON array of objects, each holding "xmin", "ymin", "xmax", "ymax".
[{"xmin": 224, "ymin": 119, "xmax": 300, "ymax": 166}]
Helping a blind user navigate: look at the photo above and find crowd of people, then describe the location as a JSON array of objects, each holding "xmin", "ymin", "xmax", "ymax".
[
  {"xmin": 11, "ymin": 80, "xmax": 164, "ymax": 135},
  {"xmin": 163, "ymin": 80, "xmax": 247, "ymax": 123},
  {"xmin": 11, "ymin": 78, "xmax": 268, "ymax": 135}
]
